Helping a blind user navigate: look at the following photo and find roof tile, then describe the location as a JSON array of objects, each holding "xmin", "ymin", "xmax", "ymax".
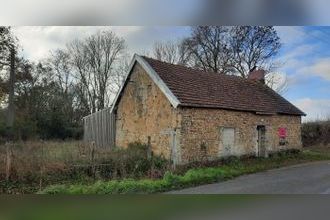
[{"xmin": 142, "ymin": 56, "xmax": 305, "ymax": 116}]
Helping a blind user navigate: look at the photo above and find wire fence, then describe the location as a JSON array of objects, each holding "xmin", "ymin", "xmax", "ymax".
[
  {"xmin": 0, "ymin": 141, "xmax": 116, "ymax": 192},
  {"xmin": 0, "ymin": 141, "xmax": 170, "ymax": 193}
]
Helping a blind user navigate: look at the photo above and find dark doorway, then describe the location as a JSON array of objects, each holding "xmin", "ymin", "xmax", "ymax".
[{"xmin": 257, "ymin": 125, "xmax": 266, "ymax": 157}]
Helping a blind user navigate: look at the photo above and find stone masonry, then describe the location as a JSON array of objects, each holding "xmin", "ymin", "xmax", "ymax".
[
  {"xmin": 115, "ymin": 63, "xmax": 181, "ymax": 159},
  {"xmin": 115, "ymin": 63, "xmax": 302, "ymax": 164},
  {"xmin": 179, "ymin": 108, "xmax": 302, "ymax": 163}
]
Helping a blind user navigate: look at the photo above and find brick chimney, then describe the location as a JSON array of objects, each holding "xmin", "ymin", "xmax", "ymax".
[{"xmin": 248, "ymin": 67, "xmax": 266, "ymax": 84}]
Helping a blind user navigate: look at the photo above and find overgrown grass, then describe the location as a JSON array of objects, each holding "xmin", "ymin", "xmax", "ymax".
[
  {"xmin": 0, "ymin": 141, "xmax": 170, "ymax": 194},
  {"xmin": 40, "ymin": 150, "xmax": 330, "ymax": 194}
]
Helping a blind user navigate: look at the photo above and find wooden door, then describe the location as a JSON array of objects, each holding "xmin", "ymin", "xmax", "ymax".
[
  {"xmin": 222, "ymin": 127, "xmax": 235, "ymax": 156},
  {"xmin": 257, "ymin": 125, "xmax": 266, "ymax": 157}
]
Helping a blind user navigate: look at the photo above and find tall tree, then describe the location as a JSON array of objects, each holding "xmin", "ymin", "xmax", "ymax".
[
  {"xmin": 0, "ymin": 27, "xmax": 15, "ymax": 69},
  {"xmin": 180, "ymin": 26, "xmax": 285, "ymax": 92},
  {"xmin": 6, "ymin": 46, "xmax": 15, "ymax": 131},
  {"xmin": 48, "ymin": 49, "xmax": 73, "ymax": 95},
  {"xmin": 181, "ymin": 26, "xmax": 232, "ymax": 73},
  {"xmin": 47, "ymin": 49, "xmax": 79, "ymax": 120},
  {"xmin": 152, "ymin": 40, "xmax": 188, "ymax": 65},
  {"xmin": 67, "ymin": 30, "xmax": 126, "ymax": 113},
  {"xmin": 108, "ymin": 55, "xmax": 129, "ymax": 99},
  {"xmin": 229, "ymin": 26, "xmax": 281, "ymax": 78},
  {"xmin": 0, "ymin": 27, "xmax": 17, "ymax": 138},
  {"xmin": 13, "ymin": 59, "xmax": 83, "ymax": 140},
  {"xmin": 0, "ymin": 27, "xmax": 15, "ymax": 102}
]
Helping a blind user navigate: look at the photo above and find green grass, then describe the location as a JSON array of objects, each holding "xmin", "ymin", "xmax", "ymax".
[{"xmin": 40, "ymin": 150, "xmax": 330, "ymax": 194}]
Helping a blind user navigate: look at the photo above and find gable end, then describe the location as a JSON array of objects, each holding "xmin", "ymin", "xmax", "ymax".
[{"xmin": 111, "ymin": 54, "xmax": 181, "ymax": 112}]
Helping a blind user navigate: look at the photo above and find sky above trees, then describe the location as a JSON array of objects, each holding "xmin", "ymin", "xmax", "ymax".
[{"xmin": 12, "ymin": 26, "xmax": 330, "ymax": 121}]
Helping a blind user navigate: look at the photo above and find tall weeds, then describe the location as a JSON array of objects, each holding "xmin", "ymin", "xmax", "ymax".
[{"xmin": 0, "ymin": 141, "xmax": 170, "ymax": 193}]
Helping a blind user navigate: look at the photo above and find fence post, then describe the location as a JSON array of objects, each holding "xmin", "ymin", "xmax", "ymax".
[
  {"xmin": 5, "ymin": 143, "xmax": 12, "ymax": 181},
  {"xmin": 90, "ymin": 142, "xmax": 96, "ymax": 180},
  {"xmin": 39, "ymin": 143, "xmax": 45, "ymax": 191}
]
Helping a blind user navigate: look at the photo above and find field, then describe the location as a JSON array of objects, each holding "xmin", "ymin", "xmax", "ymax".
[
  {"xmin": 0, "ymin": 141, "xmax": 171, "ymax": 194},
  {"xmin": 1, "ymin": 139, "xmax": 330, "ymax": 194},
  {"xmin": 1, "ymin": 119, "xmax": 330, "ymax": 194},
  {"xmin": 0, "ymin": 141, "xmax": 92, "ymax": 193}
]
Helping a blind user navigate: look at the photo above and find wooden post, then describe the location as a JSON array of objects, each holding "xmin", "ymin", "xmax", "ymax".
[
  {"xmin": 5, "ymin": 143, "xmax": 12, "ymax": 181},
  {"xmin": 90, "ymin": 142, "xmax": 96, "ymax": 180},
  {"xmin": 39, "ymin": 144, "xmax": 45, "ymax": 190},
  {"xmin": 39, "ymin": 167, "xmax": 44, "ymax": 190}
]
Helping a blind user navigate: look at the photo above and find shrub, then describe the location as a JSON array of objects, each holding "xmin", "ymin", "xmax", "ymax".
[
  {"xmin": 163, "ymin": 171, "xmax": 181, "ymax": 186},
  {"xmin": 40, "ymin": 184, "xmax": 69, "ymax": 194},
  {"xmin": 302, "ymin": 120, "xmax": 330, "ymax": 147},
  {"xmin": 96, "ymin": 142, "xmax": 171, "ymax": 180},
  {"xmin": 268, "ymin": 149, "xmax": 301, "ymax": 158}
]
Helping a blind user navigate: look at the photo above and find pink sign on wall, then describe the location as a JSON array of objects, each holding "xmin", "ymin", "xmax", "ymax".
[{"xmin": 278, "ymin": 127, "xmax": 287, "ymax": 138}]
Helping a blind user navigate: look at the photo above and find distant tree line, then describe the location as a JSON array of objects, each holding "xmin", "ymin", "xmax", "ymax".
[
  {"xmin": 0, "ymin": 28, "xmax": 128, "ymax": 141},
  {"xmin": 0, "ymin": 26, "xmax": 283, "ymax": 141}
]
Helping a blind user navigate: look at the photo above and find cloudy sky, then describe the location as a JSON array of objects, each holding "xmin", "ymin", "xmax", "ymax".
[{"xmin": 12, "ymin": 26, "xmax": 330, "ymax": 121}]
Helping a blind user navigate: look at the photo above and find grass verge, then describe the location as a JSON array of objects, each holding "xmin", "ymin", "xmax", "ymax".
[{"xmin": 40, "ymin": 150, "xmax": 330, "ymax": 194}]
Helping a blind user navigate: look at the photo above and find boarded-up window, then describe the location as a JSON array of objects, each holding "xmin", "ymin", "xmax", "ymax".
[{"xmin": 222, "ymin": 127, "xmax": 235, "ymax": 156}]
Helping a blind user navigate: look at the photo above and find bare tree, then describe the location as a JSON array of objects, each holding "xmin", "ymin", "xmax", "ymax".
[
  {"xmin": 266, "ymin": 71, "xmax": 288, "ymax": 95},
  {"xmin": 180, "ymin": 26, "xmax": 285, "ymax": 92},
  {"xmin": 48, "ymin": 49, "xmax": 73, "ymax": 95},
  {"xmin": 181, "ymin": 26, "xmax": 232, "ymax": 74},
  {"xmin": 85, "ymin": 30, "xmax": 125, "ymax": 109},
  {"xmin": 67, "ymin": 30, "xmax": 126, "ymax": 113},
  {"xmin": 106, "ymin": 55, "xmax": 129, "ymax": 103},
  {"xmin": 229, "ymin": 26, "xmax": 281, "ymax": 78},
  {"xmin": 152, "ymin": 40, "xmax": 184, "ymax": 64}
]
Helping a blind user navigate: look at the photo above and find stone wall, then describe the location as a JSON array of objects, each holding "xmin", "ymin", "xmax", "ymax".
[
  {"xmin": 179, "ymin": 108, "xmax": 302, "ymax": 163},
  {"xmin": 115, "ymin": 63, "xmax": 181, "ymax": 159},
  {"xmin": 115, "ymin": 63, "xmax": 302, "ymax": 164}
]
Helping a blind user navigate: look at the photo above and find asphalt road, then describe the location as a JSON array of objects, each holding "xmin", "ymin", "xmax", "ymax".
[{"xmin": 168, "ymin": 161, "xmax": 330, "ymax": 194}]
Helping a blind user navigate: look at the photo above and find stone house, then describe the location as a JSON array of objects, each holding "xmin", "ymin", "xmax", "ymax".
[{"xmin": 111, "ymin": 54, "xmax": 305, "ymax": 164}]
